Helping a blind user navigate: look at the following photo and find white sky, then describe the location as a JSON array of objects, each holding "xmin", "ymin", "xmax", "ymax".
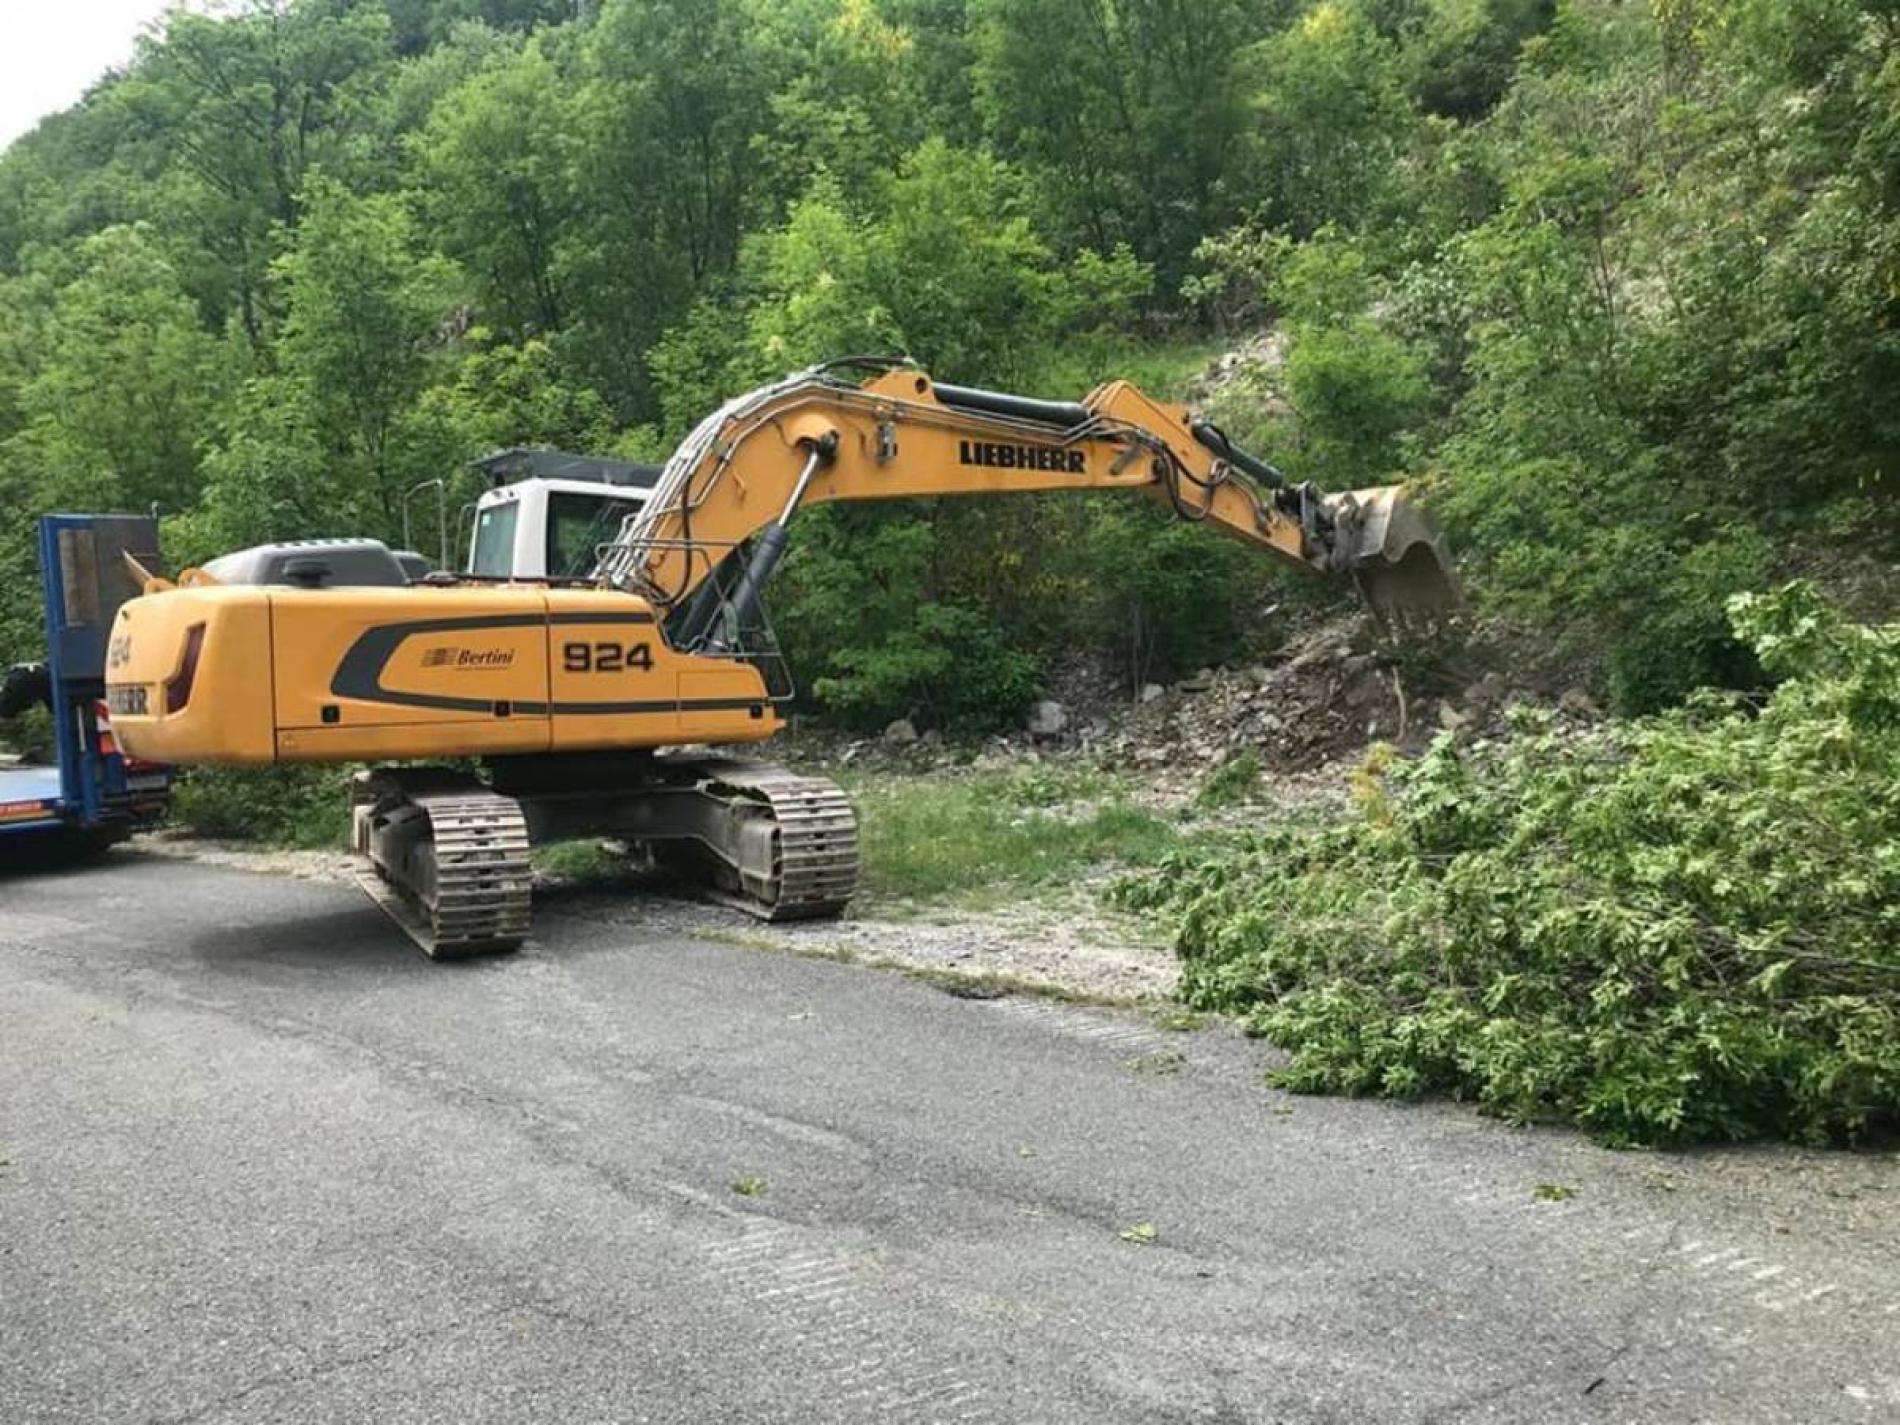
[{"xmin": 0, "ymin": 1, "xmax": 199, "ymax": 151}]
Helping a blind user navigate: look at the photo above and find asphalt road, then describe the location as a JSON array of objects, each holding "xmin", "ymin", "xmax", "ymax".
[{"xmin": 3, "ymin": 851, "xmax": 1897, "ymax": 1423}]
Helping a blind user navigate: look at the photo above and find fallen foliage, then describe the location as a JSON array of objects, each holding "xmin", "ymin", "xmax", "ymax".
[{"xmin": 1115, "ymin": 585, "xmax": 1900, "ymax": 1146}]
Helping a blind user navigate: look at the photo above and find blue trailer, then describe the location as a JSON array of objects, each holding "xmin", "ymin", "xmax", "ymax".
[{"xmin": 0, "ymin": 515, "xmax": 171, "ymax": 852}]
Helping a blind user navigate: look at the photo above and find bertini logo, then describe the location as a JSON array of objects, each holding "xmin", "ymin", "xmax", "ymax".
[{"xmin": 420, "ymin": 645, "xmax": 516, "ymax": 670}]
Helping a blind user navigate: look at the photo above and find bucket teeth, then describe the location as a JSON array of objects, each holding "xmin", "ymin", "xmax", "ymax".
[{"xmin": 1322, "ymin": 486, "xmax": 1461, "ymax": 621}]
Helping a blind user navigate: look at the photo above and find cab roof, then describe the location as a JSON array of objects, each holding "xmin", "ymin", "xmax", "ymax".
[{"xmin": 468, "ymin": 447, "xmax": 663, "ymax": 490}]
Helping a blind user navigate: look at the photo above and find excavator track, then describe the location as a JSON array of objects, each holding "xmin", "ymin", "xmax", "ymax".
[
  {"xmin": 352, "ymin": 771, "xmax": 532, "ymax": 959},
  {"xmin": 346, "ymin": 757, "xmax": 856, "ymax": 960},
  {"xmin": 686, "ymin": 761, "xmax": 859, "ymax": 921}
]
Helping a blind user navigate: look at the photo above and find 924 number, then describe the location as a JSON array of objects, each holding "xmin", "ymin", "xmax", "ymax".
[{"xmin": 563, "ymin": 640, "xmax": 654, "ymax": 674}]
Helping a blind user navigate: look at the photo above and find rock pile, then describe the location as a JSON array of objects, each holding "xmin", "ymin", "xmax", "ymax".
[
  {"xmin": 803, "ymin": 610, "xmax": 1599, "ymax": 780},
  {"xmin": 1072, "ymin": 612, "xmax": 1599, "ymax": 773},
  {"xmin": 1075, "ymin": 613, "xmax": 1399, "ymax": 770}
]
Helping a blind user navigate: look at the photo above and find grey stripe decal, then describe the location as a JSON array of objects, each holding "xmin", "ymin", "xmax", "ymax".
[
  {"xmin": 331, "ymin": 615, "xmax": 541, "ymax": 712},
  {"xmin": 326, "ymin": 611, "xmax": 750, "ymax": 719}
]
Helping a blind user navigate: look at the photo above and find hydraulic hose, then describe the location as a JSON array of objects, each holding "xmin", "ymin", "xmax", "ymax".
[{"xmin": 1189, "ymin": 419, "xmax": 1287, "ymax": 490}]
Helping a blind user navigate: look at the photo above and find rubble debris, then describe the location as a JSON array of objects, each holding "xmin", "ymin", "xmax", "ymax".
[
  {"xmin": 775, "ymin": 610, "xmax": 1595, "ymax": 783},
  {"xmin": 1027, "ymin": 700, "xmax": 1069, "ymax": 737}
]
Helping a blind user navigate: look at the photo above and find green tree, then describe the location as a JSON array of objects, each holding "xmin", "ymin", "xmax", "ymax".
[
  {"xmin": 1407, "ymin": 0, "xmax": 1557, "ymax": 121},
  {"xmin": 560, "ymin": 0, "xmax": 775, "ymax": 414},
  {"xmin": 752, "ymin": 0, "xmax": 935, "ymax": 202},
  {"xmin": 183, "ymin": 379, "xmax": 337, "ymax": 559},
  {"xmin": 414, "ymin": 41, "xmax": 575, "ymax": 336},
  {"xmin": 0, "ymin": 226, "xmax": 227, "ymax": 660},
  {"xmin": 117, "ymin": 1, "xmax": 399, "ymax": 344},
  {"xmin": 1242, "ymin": 2, "xmax": 1414, "ymax": 236},
  {"xmin": 384, "ymin": 0, "xmax": 582, "ymax": 56},
  {"xmin": 8, "ymin": 225, "xmax": 227, "ymax": 513},
  {"xmin": 654, "ymin": 139, "xmax": 1153, "ymax": 421},
  {"xmin": 268, "ymin": 177, "xmax": 461, "ymax": 526},
  {"xmin": 971, "ymin": 0, "xmax": 1264, "ymax": 287},
  {"xmin": 418, "ymin": 338, "xmax": 613, "ymax": 455}
]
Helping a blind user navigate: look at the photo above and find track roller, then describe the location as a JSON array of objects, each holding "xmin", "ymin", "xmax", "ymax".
[
  {"xmin": 352, "ymin": 770, "xmax": 532, "ymax": 959},
  {"xmin": 669, "ymin": 761, "xmax": 859, "ymax": 921}
]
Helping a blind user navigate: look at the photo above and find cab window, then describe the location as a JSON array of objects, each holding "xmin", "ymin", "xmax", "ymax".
[
  {"xmin": 470, "ymin": 502, "xmax": 519, "ymax": 576},
  {"xmin": 547, "ymin": 492, "xmax": 640, "ymax": 578}
]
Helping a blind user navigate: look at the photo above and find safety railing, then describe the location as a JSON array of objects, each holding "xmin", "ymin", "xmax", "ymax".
[{"xmin": 596, "ymin": 535, "xmax": 795, "ymax": 704}]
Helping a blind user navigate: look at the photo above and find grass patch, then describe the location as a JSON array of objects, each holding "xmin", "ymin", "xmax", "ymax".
[
  {"xmin": 532, "ymin": 839, "xmax": 624, "ymax": 880},
  {"xmin": 1196, "ymin": 750, "xmax": 1262, "ymax": 809},
  {"xmin": 840, "ymin": 764, "xmax": 1189, "ymax": 902}
]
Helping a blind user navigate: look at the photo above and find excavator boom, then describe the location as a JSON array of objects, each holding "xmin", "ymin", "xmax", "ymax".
[{"xmin": 598, "ymin": 362, "xmax": 1455, "ymax": 627}]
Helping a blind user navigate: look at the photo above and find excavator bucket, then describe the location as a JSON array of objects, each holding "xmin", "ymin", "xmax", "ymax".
[{"xmin": 1321, "ymin": 486, "xmax": 1461, "ymax": 623}]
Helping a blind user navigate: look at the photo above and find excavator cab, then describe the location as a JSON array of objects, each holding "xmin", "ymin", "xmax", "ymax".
[{"xmin": 464, "ymin": 448, "xmax": 664, "ymax": 579}]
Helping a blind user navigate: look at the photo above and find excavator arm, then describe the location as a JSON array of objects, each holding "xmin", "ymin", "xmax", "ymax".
[{"xmin": 595, "ymin": 360, "xmax": 1456, "ymax": 637}]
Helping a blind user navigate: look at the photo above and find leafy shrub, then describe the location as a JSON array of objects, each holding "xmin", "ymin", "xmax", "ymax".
[
  {"xmin": 1182, "ymin": 222, "xmax": 1290, "ymax": 331},
  {"xmin": 1406, "ymin": 0, "xmax": 1559, "ymax": 122},
  {"xmin": 1067, "ymin": 498, "xmax": 1281, "ymax": 692},
  {"xmin": 1196, "ymin": 750, "xmax": 1263, "ymax": 809},
  {"xmin": 0, "ymin": 705, "xmax": 55, "ymax": 762},
  {"xmin": 171, "ymin": 766, "xmax": 353, "ymax": 848},
  {"xmin": 1115, "ymin": 585, "xmax": 1900, "ymax": 1146},
  {"xmin": 1604, "ymin": 533, "xmax": 1770, "ymax": 714},
  {"xmin": 770, "ymin": 506, "xmax": 1043, "ymax": 735},
  {"xmin": 813, "ymin": 601, "xmax": 1041, "ymax": 737}
]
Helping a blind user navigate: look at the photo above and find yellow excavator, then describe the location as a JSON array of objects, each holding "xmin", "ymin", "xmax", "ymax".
[{"xmin": 105, "ymin": 360, "xmax": 1456, "ymax": 957}]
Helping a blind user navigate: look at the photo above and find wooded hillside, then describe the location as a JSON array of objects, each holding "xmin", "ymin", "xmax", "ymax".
[{"xmin": 2, "ymin": 0, "xmax": 1896, "ymax": 730}]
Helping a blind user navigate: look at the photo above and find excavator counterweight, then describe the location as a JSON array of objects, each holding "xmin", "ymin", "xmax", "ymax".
[{"xmin": 105, "ymin": 361, "xmax": 1455, "ymax": 956}]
